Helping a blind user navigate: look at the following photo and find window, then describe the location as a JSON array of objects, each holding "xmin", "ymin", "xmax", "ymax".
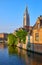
[{"xmin": 35, "ymin": 33, "xmax": 39, "ymax": 41}]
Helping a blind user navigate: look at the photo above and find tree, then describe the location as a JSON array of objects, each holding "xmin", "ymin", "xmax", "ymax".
[
  {"xmin": 8, "ymin": 34, "xmax": 18, "ymax": 46},
  {"xmin": 8, "ymin": 29, "xmax": 28, "ymax": 46},
  {"xmin": 16, "ymin": 29, "xmax": 28, "ymax": 44}
]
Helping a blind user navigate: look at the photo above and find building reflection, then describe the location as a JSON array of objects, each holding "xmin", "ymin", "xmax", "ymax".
[
  {"xmin": 0, "ymin": 43, "xmax": 7, "ymax": 49},
  {"xmin": 8, "ymin": 46, "xmax": 42, "ymax": 65}
]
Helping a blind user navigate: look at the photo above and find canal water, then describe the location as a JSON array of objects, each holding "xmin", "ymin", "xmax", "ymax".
[{"xmin": 0, "ymin": 44, "xmax": 42, "ymax": 65}]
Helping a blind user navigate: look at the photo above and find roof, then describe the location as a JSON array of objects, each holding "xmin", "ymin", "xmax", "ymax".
[
  {"xmin": 24, "ymin": 26, "xmax": 32, "ymax": 32},
  {"xmin": 24, "ymin": 26, "xmax": 32, "ymax": 29},
  {"xmin": 33, "ymin": 15, "xmax": 42, "ymax": 29}
]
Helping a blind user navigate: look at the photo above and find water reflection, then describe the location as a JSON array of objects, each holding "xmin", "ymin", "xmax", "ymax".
[
  {"xmin": 0, "ymin": 43, "xmax": 7, "ymax": 49},
  {"xmin": 8, "ymin": 46, "xmax": 42, "ymax": 65},
  {"xmin": 8, "ymin": 46, "xmax": 18, "ymax": 55},
  {"xmin": 0, "ymin": 44, "xmax": 42, "ymax": 65}
]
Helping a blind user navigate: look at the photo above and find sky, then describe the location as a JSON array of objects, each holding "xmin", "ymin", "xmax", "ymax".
[{"xmin": 0, "ymin": 0, "xmax": 42, "ymax": 33}]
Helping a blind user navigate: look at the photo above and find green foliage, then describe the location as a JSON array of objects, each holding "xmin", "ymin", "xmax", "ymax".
[
  {"xmin": 22, "ymin": 37, "xmax": 26, "ymax": 44},
  {"xmin": 8, "ymin": 29, "xmax": 28, "ymax": 46},
  {"xmin": 8, "ymin": 34, "xmax": 18, "ymax": 45},
  {"xmin": 16, "ymin": 29, "xmax": 27, "ymax": 44}
]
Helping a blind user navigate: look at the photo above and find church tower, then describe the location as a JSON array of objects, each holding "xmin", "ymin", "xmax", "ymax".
[{"xmin": 23, "ymin": 6, "xmax": 30, "ymax": 27}]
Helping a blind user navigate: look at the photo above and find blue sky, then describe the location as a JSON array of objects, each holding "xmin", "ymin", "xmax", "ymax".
[{"xmin": 0, "ymin": 0, "xmax": 42, "ymax": 33}]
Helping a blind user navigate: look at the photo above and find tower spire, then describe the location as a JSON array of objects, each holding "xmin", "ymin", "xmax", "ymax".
[
  {"xmin": 25, "ymin": 6, "xmax": 28, "ymax": 14},
  {"xmin": 23, "ymin": 6, "xmax": 30, "ymax": 27}
]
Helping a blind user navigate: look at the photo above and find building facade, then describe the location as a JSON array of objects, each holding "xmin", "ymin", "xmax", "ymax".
[
  {"xmin": 0, "ymin": 33, "xmax": 8, "ymax": 42},
  {"xmin": 32, "ymin": 16, "xmax": 42, "ymax": 44},
  {"xmin": 30, "ymin": 16, "xmax": 42, "ymax": 53}
]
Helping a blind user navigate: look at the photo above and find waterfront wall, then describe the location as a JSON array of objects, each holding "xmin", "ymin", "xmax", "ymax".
[
  {"xmin": 17, "ymin": 36, "xmax": 42, "ymax": 54},
  {"xmin": 30, "ymin": 43, "xmax": 42, "ymax": 53},
  {"xmin": 17, "ymin": 43, "xmax": 42, "ymax": 54}
]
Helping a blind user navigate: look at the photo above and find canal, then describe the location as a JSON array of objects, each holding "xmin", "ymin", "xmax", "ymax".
[{"xmin": 0, "ymin": 44, "xmax": 42, "ymax": 65}]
